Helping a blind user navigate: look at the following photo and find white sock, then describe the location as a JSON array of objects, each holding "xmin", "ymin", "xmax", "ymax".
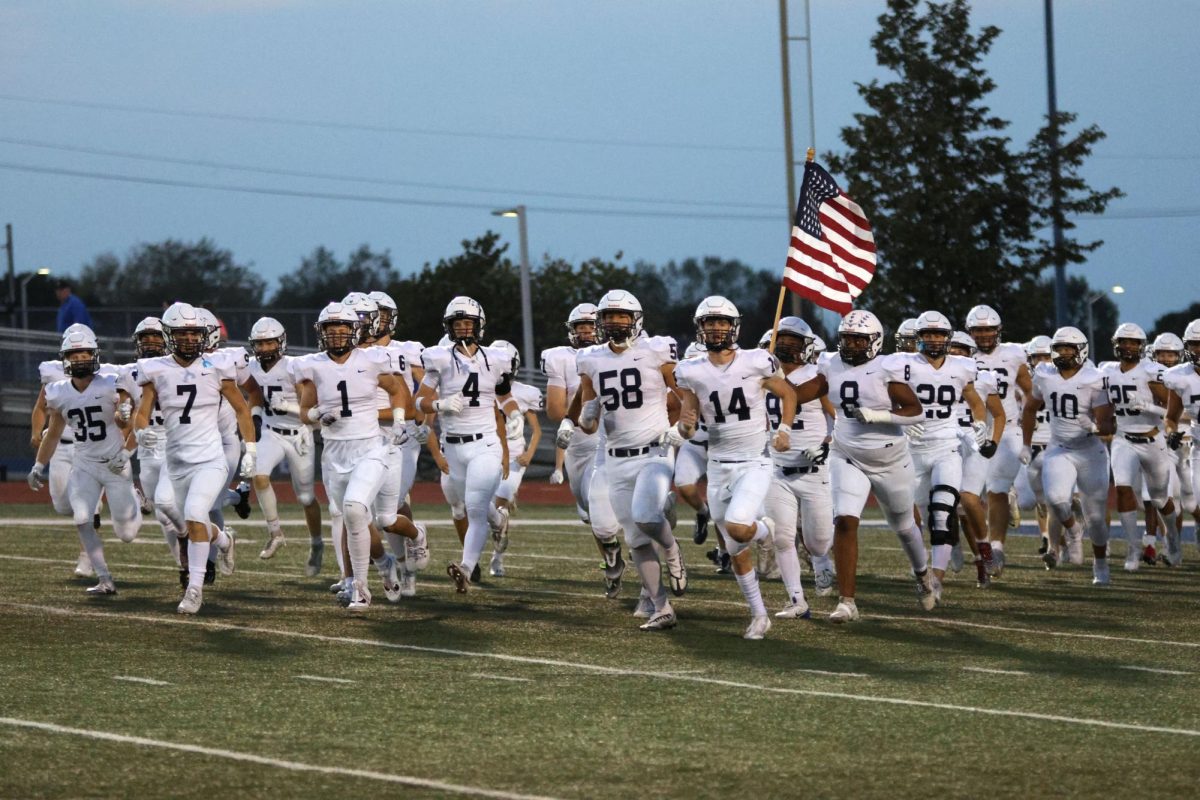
[
  {"xmin": 331, "ymin": 513, "xmax": 346, "ymax": 575},
  {"xmin": 76, "ymin": 523, "xmax": 110, "ymax": 579},
  {"xmin": 1118, "ymin": 510, "xmax": 1139, "ymax": 547},
  {"xmin": 991, "ymin": 539, "xmax": 1004, "ymax": 552},
  {"xmin": 347, "ymin": 519, "xmax": 371, "ymax": 583},
  {"xmin": 187, "ymin": 538, "xmax": 210, "ymax": 589},
  {"xmin": 631, "ymin": 544, "xmax": 668, "ymax": 611},
  {"xmin": 735, "ymin": 570, "xmax": 767, "ymax": 616},
  {"xmin": 775, "ymin": 543, "xmax": 805, "ymax": 604},
  {"xmin": 750, "ymin": 519, "xmax": 769, "ymax": 543},
  {"xmin": 258, "ymin": 484, "xmax": 279, "ymax": 526},
  {"xmin": 212, "ymin": 524, "xmax": 231, "ymax": 550},
  {"xmin": 896, "ymin": 524, "xmax": 928, "ymax": 572}
]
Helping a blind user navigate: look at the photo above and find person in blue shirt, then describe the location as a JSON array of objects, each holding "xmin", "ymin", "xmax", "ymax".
[{"xmin": 55, "ymin": 279, "xmax": 93, "ymax": 332}]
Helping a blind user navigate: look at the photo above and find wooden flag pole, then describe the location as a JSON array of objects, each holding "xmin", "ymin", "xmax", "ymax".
[{"xmin": 770, "ymin": 147, "xmax": 816, "ymax": 354}]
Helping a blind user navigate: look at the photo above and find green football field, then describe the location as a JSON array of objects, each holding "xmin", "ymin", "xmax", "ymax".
[{"xmin": 1, "ymin": 502, "xmax": 1198, "ymax": 799}]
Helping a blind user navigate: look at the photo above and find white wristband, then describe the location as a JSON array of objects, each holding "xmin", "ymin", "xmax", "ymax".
[
  {"xmin": 244, "ymin": 442, "xmax": 256, "ymax": 454},
  {"xmin": 305, "ymin": 407, "xmax": 321, "ymax": 424},
  {"xmin": 393, "ymin": 406, "xmax": 406, "ymax": 425}
]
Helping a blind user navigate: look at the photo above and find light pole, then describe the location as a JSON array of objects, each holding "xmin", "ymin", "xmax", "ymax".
[
  {"xmin": 1086, "ymin": 284, "xmax": 1124, "ymax": 356},
  {"xmin": 491, "ymin": 205, "xmax": 534, "ymax": 375},
  {"xmin": 20, "ymin": 267, "xmax": 51, "ymax": 330}
]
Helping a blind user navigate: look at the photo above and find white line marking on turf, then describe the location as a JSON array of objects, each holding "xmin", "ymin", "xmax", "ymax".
[
  {"xmin": 113, "ymin": 675, "xmax": 171, "ymax": 686},
  {"xmin": 964, "ymin": 667, "xmax": 1030, "ymax": 676},
  {"xmin": 0, "ymin": 717, "xmax": 562, "ymax": 800},
  {"xmin": 796, "ymin": 668, "xmax": 871, "ymax": 678},
  {"xmin": 5, "ymin": 602, "xmax": 1198, "ymax": 739},
  {"xmin": 471, "ymin": 673, "xmax": 533, "ymax": 683},
  {"xmin": 295, "ymin": 674, "xmax": 356, "ymax": 685},
  {"xmin": 1118, "ymin": 666, "xmax": 1193, "ymax": 676}
]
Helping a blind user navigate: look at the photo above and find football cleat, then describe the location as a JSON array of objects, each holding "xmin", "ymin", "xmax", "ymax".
[
  {"xmin": 664, "ymin": 544, "xmax": 688, "ymax": 596},
  {"xmin": 491, "ymin": 507, "xmax": 510, "ymax": 554},
  {"xmin": 1123, "ymin": 548, "xmax": 1141, "ymax": 573},
  {"xmin": 744, "ymin": 615, "xmax": 772, "ymax": 640},
  {"xmin": 716, "ymin": 551, "xmax": 732, "ymax": 574},
  {"xmin": 217, "ymin": 527, "xmax": 236, "ymax": 576},
  {"xmin": 1092, "ymin": 560, "xmax": 1111, "ymax": 586},
  {"xmin": 632, "ymin": 596, "xmax": 655, "ymax": 618},
  {"xmin": 177, "ymin": 586, "xmax": 203, "ymax": 614},
  {"xmin": 1042, "ymin": 549, "xmax": 1058, "ymax": 570},
  {"xmin": 306, "ymin": 540, "xmax": 325, "ymax": 577},
  {"xmin": 85, "ymin": 577, "xmax": 117, "ymax": 596},
  {"xmin": 489, "ymin": 552, "xmax": 505, "ymax": 578},
  {"xmin": 775, "ymin": 597, "xmax": 811, "ymax": 619},
  {"xmin": 931, "ymin": 574, "xmax": 943, "ymax": 606},
  {"xmin": 233, "ymin": 482, "xmax": 252, "ymax": 520},
  {"xmin": 829, "ymin": 598, "xmax": 860, "ymax": 624},
  {"xmin": 602, "ymin": 541, "xmax": 626, "ymax": 599},
  {"xmin": 1142, "ymin": 543, "xmax": 1159, "ymax": 566},
  {"xmin": 1037, "ymin": 535, "xmax": 1049, "ymax": 556},
  {"xmin": 405, "ymin": 524, "xmax": 429, "ymax": 571},
  {"xmin": 470, "ymin": 563, "xmax": 482, "ymax": 584},
  {"xmin": 399, "ymin": 570, "xmax": 417, "ymax": 598},
  {"xmin": 693, "ymin": 509, "xmax": 709, "ymax": 545},
  {"xmin": 915, "ymin": 570, "xmax": 937, "ymax": 611},
  {"xmin": 447, "ymin": 562, "xmax": 470, "ymax": 594},
  {"xmin": 344, "ymin": 579, "xmax": 372, "ymax": 611},
  {"xmin": 204, "ymin": 559, "xmax": 216, "ymax": 586},
  {"xmin": 975, "ymin": 559, "xmax": 992, "ymax": 587},
  {"xmin": 259, "ymin": 530, "xmax": 286, "ymax": 560},
  {"xmin": 135, "ymin": 483, "xmax": 153, "ymax": 515},
  {"xmin": 1066, "ymin": 530, "xmax": 1085, "ymax": 565},
  {"xmin": 1007, "ymin": 488, "xmax": 1020, "ymax": 528},
  {"xmin": 380, "ymin": 555, "xmax": 401, "ymax": 603},
  {"xmin": 977, "ymin": 541, "xmax": 995, "ymax": 576},
  {"xmin": 639, "ymin": 607, "xmax": 677, "ymax": 631},
  {"xmin": 989, "ymin": 548, "xmax": 1006, "ymax": 578},
  {"xmin": 74, "ymin": 552, "xmax": 95, "ymax": 578},
  {"xmin": 329, "ymin": 576, "xmax": 350, "ymax": 594}
]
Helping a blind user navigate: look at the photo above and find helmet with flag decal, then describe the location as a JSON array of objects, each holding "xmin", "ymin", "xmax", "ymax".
[
  {"xmin": 566, "ymin": 303, "xmax": 599, "ymax": 348},
  {"xmin": 133, "ymin": 317, "xmax": 167, "ymax": 359},
  {"xmin": 1051, "ymin": 326, "xmax": 1089, "ymax": 369},
  {"xmin": 915, "ymin": 310, "xmax": 953, "ymax": 359},
  {"xmin": 315, "ymin": 303, "xmax": 360, "ymax": 356},
  {"xmin": 837, "ymin": 310, "xmax": 883, "ymax": 366},
  {"xmin": 773, "ymin": 316, "xmax": 815, "ymax": 365},
  {"xmin": 693, "ymin": 295, "xmax": 741, "ymax": 352},
  {"xmin": 1111, "ymin": 322, "xmax": 1147, "ymax": 362},
  {"xmin": 60, "ymin": 325, "xmax": 101, "ymax": 378}
]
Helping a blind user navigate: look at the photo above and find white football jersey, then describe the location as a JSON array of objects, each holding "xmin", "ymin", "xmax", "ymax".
[
  {"xmin": 1165, "ymin": 364, "xmax": 1200, "ymax": 437},
  {"xmin": 421, "ymin": 344, "xmax": 512, "ymax": 436},
  {"xmin": 209, "ymin": 348, "xmax": 250, "ymax": 439},
  {"xmin": 974, "ymin": 342, "xmax": 1026, "ymax": 426},
  {"xmin": 246, "ymin": 355, "xmax": 302, "ymax": 431},
  {"xmin": 1031, "ymin": 362, "xmax": 1110, "ymax": 447},
  {"xmin": 678, "ymin": 350, "xmax": 711, "ymax": 444},
  {"xmin": 45, "ymin": 374, "xmax": 124, "ymax": 462},
  {"xmin": 901, "ymin": 353, "xmax": 977, "ymax": 443},
  {"xmin": 374, "ymin": 340, "xmax": 424, "ymax": 421},
  {"xmin": 540, "ymin": 344, "xmax": 600, "ymax": 450},
  {"xmin": 675, "ymin": 348, "xmax": 777, "ymax": 460},
  {"xmin": 506, "ymin": 381, "xmax": 544, "ymax": 458},
  {"xmin": 138, "ymin": 354, "xmax": 235, "ymax": 465},
  {"xmin": 819, "ymin": 353, "xmax": 909, "ymax": 448},
  {"xmin": 1099, "ymin": 359, "xmax": 1162, "ymax": 434},
  {"xmin": 577, "ymin": 336, "xmax": 676, "ymax": 449},
  {"xmin": 768, "ymin": 363, "xmax": 829, "ymax": 467},
  {"xmin": 39, "ymin": 360, "xmax": 65, "ymax": 386},
  {"xmin": 293, "ymin": 347, "xmax": 393, "ymax": 442},
  {"xmin": 122, "ymin": 361, "xmax": 165, "ymax": 458}
]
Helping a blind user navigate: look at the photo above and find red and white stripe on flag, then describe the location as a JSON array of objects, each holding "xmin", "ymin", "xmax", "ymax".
[{"xmin": 782, "ymin": 165, "xmax": 876, "ymax": 316}]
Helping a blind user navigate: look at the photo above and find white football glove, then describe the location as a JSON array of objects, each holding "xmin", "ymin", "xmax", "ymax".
[
  {"xmin": 505, "ymin": 410, "xmax": 525, "ymax": 439},
  {"xmin": 555, "ymin": 419, "xmax": 574, "ymax": 449},
  {"xmin": 971, "ymin": 420, "xmax": 988, "ymax": 446},
  {"xmin": 772, "ymin": 426, "xmax": 791, "ymax": 451},
  {"xmin": 852, "ymin": 408, "xmax": 892, "ymax": 424},
  {"xmin": 390, "ymin": 426, "xmax": 409, "ymax": 448},
  {"xmin": 116, "ymin": 400, "xmax": 133, "ymax": 423},
  {"xmin": 434, "ymin": 394, "xmax": 465, "ymax": 416},
  {"xmin": 662, "ymin": 426, "xmax": 685, "ymax": 449},
  {"xmin": 803, "ymin": 442, "xmax": 830, "ymax": 465},
  {"xmin": 27, "ymin": 463, "xmax": 47, "ymax": 491},
  {"xmin": 1019, "ymin": 445, "xmax": 1033, "ymax": 465},
  {"xmin": 105, "ymin": 449, "xmax": 131, "ymax": 476},
  {"xmin": 549, "ymin": 469, "xmax": 564, "ymax": 485},
  {"xmin": 904, "ymin": 422, "xmax": 926, "ymax": 441},
  {"xmin": 580, "ymin": 398, "xmax": 601, "ymax": 426},
  {"xmin": 271, "ymin": 398, "xmax": 301, "ymax": 417},
  {"xmin": 239, "ymin": 444, "xmax": 257, "ymax": 478},
  {"xmin": 135, "ymin": 427, "xmax": 160, "ymax": 448},
  {"xmin": 414, "ymin": 424, "xmax": 430, "ymax": 445}
]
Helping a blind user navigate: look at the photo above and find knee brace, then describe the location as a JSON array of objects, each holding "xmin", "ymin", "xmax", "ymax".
[
  {"xmin": 450, "ymin": 502, "xmax": 467, "ymax": 521},
  {"xmin": 928, "ymin": 484, "xmax": 960, "ymax": 546},
  {"xmin": 343, "ymin": 500, "xmax": 371, "ymax": 533}
]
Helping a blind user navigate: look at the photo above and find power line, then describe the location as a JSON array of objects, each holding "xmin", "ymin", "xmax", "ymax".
[
  {"xmin": 0, "ymin": 135, "xmax": 778, "ymax": 210},
  {"xmin": 0, "ymin": 92, "xmax": 778, "ymax": 155},
  {"xmin": 0, "ymin": 161, "xmax": 783, "ymax": 221}
]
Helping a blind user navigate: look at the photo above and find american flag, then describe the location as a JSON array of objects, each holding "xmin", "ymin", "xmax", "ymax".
[{"xmin": 782, "ymin": 161, "xmax": 876, "ymax": 315}]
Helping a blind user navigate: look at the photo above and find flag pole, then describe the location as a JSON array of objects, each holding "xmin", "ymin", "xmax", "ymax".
[{"xmin": 770, "ymin": 147, "xmax": 816, "ymax": 353}]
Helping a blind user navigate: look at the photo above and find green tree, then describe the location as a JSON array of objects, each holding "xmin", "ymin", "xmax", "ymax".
[
  {"xmin": 1152, "ymin": 302, "xmax": 1200, "ymax": 339},
  {"xmin": 825, "ymin": 0, "xmax": 1119, "ymax": 331},
  {"xmin": 272, "ymin": 244, "xmax": 398, "ymax": 308},
  {"xmin": 76, "ymin": 238, "xmax": 265, "ymax": 309}
]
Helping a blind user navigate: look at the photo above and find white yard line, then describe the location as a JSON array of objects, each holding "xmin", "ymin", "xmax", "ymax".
[
  {"xmin": 3, "ymin": 602, "xmax": 1198, "ymax": 739},
  {"xmin": 295, "ymin": 674, "xmax": 356, "ymax": 685},
  {"xmin": 0, "ymin": 717, "xmax": 562, "ymax": 800},
  {"xmin": 112, "ymin": 675, "xmax": 171, "ymax": 686},
  {"xmin": 471, "ymin": 673, "xmax": 534, "ymax": 683},
  {"xmin": 963, "ymin": 667, "xmax": 1030, "ymax": 676},
  {"xmin": 1118, "ymin": 666, "xmax": 1193, "ymax": 676}
]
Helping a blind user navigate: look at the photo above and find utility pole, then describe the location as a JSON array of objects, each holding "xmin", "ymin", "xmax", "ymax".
[
  {"xmin": 4, "ymin": 224, "xmax": 14, "ymax": 320},
  {"xmin": 778, "ymin": 0, "xmax": 817, "ymax": 322},
  {"xmin": 1044, "ymin": 0, "xmax": 1068, "ymax": 327}
]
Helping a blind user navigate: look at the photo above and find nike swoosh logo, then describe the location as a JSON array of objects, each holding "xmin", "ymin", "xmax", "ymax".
[
  {"xmin": 357, "ymin": 369, "xmax": 367, "ymax": 373},
  {"xmin": 200, "ymin": 372, "xmax": 211, "ymax": 376}
]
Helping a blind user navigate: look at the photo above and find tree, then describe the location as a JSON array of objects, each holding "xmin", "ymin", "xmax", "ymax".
[
  {"xmin": 272, "ymin": 244, "xmax": 399, "ymax": 308},
  {"xmin": 1152, "ymin": 302, "xmax": 1200, "ymax": 338},
  {"xmin": 825, "ymin": 0, "xmax": 1120, "ymax": 331},
  {"xmin": 75, "ymin": 238, "xmax": 264, "ymax": 310}
]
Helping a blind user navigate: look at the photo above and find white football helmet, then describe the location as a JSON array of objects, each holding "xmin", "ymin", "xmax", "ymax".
[
  {"xmin": 915, "ymin": 310, "xmax": 953, "ymax": 359},
  {"xmin": 368, "ymin": 290, "xmax": 397, "ymax": 336},
  {"xmin": 1150, "ymin": 332, "xmax": 1185, "ymax": 367},
  {"xmin": 161, "ymin": 301, "xmax": 207, "ymax": 360},
  {"xmin": 948, "ymin": 330, "xmax": 977, "ymax": 356},
  {"xmin": 895, "ymin": 318, "xmax": 919, "ymax": 353},
  {"xmin": 491, "ymin": 339, "xmax": 521, "ymax": 373},
  {"xmin": 774, "ymin": 316, "xmax": 815, "ymax": 365},
  {"xmin": 315, "ymin": 302, "xmax": 360, "ymax": 356},
  {"xmin": 249, "ymin": 316, "xmax": 288, "ymax": 366},
  {"xmin": 133, "ymin": 316, "xmax": 167, "ymax": 358},
  {"xmin": 693, "ymin": 295, "xmax": 740, "ymax": 352},
  {"xmin": 757, "ymin": 329, "xmax": 773, "ymax": 349},
  {"xmin": 1050, "ymin": 326, "xmax": 1089, "ymax": 368},
  {"xmin": 60, "ymin": 326, "xmax": 101, "ymax": 377},
  {"xmin": 342, "ymin": 292, "xmax": 380, "ymax": 343},
  {"xmin": 685, "ymin": 341, "xmax": 707, "ymax": 359},
  {"xmin": 1025, "ymin": 335, "xmax": 1052, "ymax": 364},
  {"xmin": 443, "ymin": 296, "xmax": 486, "ymax": 345},
  {"xmin": 194, "ymin": 307, "xmax": 222, "ymax": 352},
  {"xmin": 809, "ymin": 335, "xmax": 827, "ymax": 364},
  {"xmin": 566, "ymin": 302, "xmax": 599, "ymax": 348},
  {"xmin": 1184, "ymin": 319, "xmax": 1200, "ymax": 365},
  {"xmin": 596, "ymin": 290, "xmax": 643, "ymax": 347},
  {"xmin": 1111, "ymin": 322, "xmax": 1147, "ymax": 361},
  {"xmin": 837, "ymin": 310, "xmax": 883, "ymax": 365},
  {"xmin": 965, "ymin": 304, "xmax": 1003, "ymax": 353}
]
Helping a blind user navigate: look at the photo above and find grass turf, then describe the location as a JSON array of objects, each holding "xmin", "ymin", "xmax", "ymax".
[{"xmin": 1, "ymin": 501, "xmax": 1199, "ymax": 798}]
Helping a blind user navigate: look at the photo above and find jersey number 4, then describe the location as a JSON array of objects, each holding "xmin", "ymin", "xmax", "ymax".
[{"xmin": 709, "ymin": 388, "xmax": 750, "ymax": 423}]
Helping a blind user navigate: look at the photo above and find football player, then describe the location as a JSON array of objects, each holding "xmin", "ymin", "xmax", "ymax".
[
  {"xmin": 674, "ymin": 341, "xmax": 712, "ymax": 546},
  {"xmin": 965, "ymin": 304, "xmax": 1033, "ymax": 575},
  {"xmin": 793, "ymin": 310, "xmax": 934, "ymax": 622},
  {"xmin": 894, "ymin": 318, "xmax": 919, "ymax": 354},
  {"xmin": 28, "ymin": 326, "xmax": 142, "ymax": 594},
  {"xmin": 1163, "ymin": 320, "xmax": 1200, "ymax": 563},
  {"xmin": 1021, "ymin": 327, "xmax": 1116, "ymax": 583},
  {"xmin": 416, "ymin": 297, "xmax": 520, "ymax": 592},
  {"xmin": 134, "ymin": 302, "xmax": 256, "ymax": 614},
  {"xmin": 576, "ymin": 290, "xmax": 687, "ymax": 630},
  {"xmin": 1098, "ymin": 323, "xmax": 1180, "ymax": 571}
]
